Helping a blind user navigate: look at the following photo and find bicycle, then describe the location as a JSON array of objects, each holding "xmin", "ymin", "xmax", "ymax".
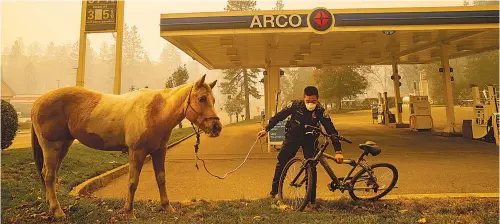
[{"xmin": 278, "ymin": 125, "xmax": 399, "ymax": 211}]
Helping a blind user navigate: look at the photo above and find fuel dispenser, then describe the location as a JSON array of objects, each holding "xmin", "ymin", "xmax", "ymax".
[
  {"xmin": 404, "ymin": 95, "xmax": 433, "ymax": 131},
  {"xmin": 469, "ymin": 84, "xmax": 498, "ymax": 143}
]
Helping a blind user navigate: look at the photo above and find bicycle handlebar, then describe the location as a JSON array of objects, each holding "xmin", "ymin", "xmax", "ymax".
[{"xmin": 304, "ymin": 125, "xmax": 352, "ymax": 144}]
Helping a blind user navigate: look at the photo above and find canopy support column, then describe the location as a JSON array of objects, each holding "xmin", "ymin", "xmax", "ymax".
[
  {"xmin": 440, "ymin": 43, "xmax": 457, "ymax": 133},
  {"xmin": 392, "ymin": 57, "xmax": 403, "ymax": 124},
  {"xmin": 265, "ymin": 66, "xmax": 281, "ymax": 120}
]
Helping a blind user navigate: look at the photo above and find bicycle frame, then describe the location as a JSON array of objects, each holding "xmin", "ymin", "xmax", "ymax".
[{"xmin": 289, "ymin": 137, "xmax": 378, "ymax": 193}]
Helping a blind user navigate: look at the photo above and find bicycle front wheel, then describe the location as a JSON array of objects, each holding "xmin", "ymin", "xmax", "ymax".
[
  {"xmin": 278, "ymin": 158, "xmax": 312, "ymax": 211},
  {"xmin": 348, "ymin": 163, "xmax": 398, "ymax": 201}
]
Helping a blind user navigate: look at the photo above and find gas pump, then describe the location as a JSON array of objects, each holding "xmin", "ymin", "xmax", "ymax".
[
  {"xmin": 377, "ymin": 92, "xmax": 394, "ymax": 124},
  {"xmin": 470, "ymin": 84, "xmax": 498, "ymax": 143},
  {"xmin": 377, "ymin": 93, "xmax": 385, "ymax": 124},
  {"xmin": 404, "ymin": 95, "xmax": 433, "ymax": 131}
]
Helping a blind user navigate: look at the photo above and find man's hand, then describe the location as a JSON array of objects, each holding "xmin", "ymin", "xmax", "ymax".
[
  {"xmin": 257, "ymin": 130, "xmax": 268, "ymax": 138},
  {"xmin": 334, "ymin": 152, "xmax": 344, "ymax": 164}
]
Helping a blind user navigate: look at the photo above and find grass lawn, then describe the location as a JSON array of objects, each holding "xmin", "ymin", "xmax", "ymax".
[
  {"xmin": 1, "ymin": 127, "xmax": 194, "ymax": 223},
  {"xmin": 2, "ymin": 128, "xmax": 498, "ymax": 223}
]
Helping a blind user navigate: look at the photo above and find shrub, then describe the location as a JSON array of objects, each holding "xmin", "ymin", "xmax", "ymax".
[{"xmin": 2, "ymin": 100, "xmax": 19, "ymax": 150}]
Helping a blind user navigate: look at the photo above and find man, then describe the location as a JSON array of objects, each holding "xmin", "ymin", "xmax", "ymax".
[{"xmin": 257, "ymin": 86, "xmax": 343, "ymax": 208}]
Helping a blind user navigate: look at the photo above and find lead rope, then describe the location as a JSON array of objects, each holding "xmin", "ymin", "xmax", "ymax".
[{"xmin": 191, "ymin": 123, "xmax": 259, "ymax": 179}]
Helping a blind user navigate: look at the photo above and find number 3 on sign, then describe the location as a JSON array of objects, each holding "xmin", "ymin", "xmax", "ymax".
[{"xmin": 87, "ymin": 10, "xmax": 94, "ymax": 20}]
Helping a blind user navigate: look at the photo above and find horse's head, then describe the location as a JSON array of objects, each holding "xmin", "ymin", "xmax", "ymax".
[{"xmin": 184, "ymin": 75, "xmax": 222, "ymax": 137}]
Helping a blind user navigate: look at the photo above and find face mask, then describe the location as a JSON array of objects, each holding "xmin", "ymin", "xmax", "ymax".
[{"xmin": 305, "ymin": 103, "xmax": 317, "ymax": 111}]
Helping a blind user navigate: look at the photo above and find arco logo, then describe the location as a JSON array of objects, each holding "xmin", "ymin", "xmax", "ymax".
[{"xmin": 308, "ymin": 8, "xmax": 333, "ymax": 33}]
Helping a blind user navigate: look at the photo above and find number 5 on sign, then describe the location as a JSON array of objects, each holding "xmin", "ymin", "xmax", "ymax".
[{"xmin": 103, "ymin": 9, "xmax": 110, "ymax": 19}]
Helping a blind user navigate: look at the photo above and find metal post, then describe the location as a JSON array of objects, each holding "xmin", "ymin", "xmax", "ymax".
[
  {"xmin": 113, "ymin": 0, "xmax": 125, "ymax": 95},
  {"xmin": 263, "ymin": 73, "xmax": 269, "ymax": 120},
  {"xmin": 487, "ymin": 85, "xmax": 498, "ymax": 113},
  {"xmin": 267, "ymin": 66, "xmax": 281, "ymax": 117},
  {"xmin": 76, "ymin": 0, "xmax": 87, "ymax": 87},
  {"xmin": 440, "ymin": 43, "xmax": 456, "ymax": 133},
  {"xmin": 392, "ymin": 57, "xmax": 403, "ymax": 124},
  {"xmin": 471, "ymin": 84, "xmax": 480, "ymax": 106},
  {"xmin": 384, "ymin": 92, "xmax": 389, "ymax": 124}
]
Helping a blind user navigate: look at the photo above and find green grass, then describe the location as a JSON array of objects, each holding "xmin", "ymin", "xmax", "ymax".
[
  {"xmin": 1, "ymin": 127, "xmax": 194, "ymax": 223},
  {"xmin": 168, "ymin": 127, "xmax": 195, "ymax": 143},
  {"xmin": 18, "ymin": 121, "xmax": 32, "ymax": 130}
]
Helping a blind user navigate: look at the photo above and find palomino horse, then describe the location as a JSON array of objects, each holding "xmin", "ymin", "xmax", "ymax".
[{"xmin": 31, "ymin": 75, "xmax": 222, "ymax": 218}]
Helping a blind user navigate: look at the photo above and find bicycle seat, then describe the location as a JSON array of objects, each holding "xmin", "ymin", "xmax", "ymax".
[{"xmin": 359, "ymin": 141, "xmax": 382, "ymax": 156}]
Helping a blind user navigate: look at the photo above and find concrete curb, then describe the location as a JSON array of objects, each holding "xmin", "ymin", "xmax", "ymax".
[
  {"xmin": 167, "ymin": 193, "xmax": 499, "ymax": 203},
  {"xmin": 382, "ymin": 192, "xmax": 499, "ymax": 199},
  {"xmin": 319, "ymin": 193, "xmax": 499, "ymax": 201},
  {"xmin": 68, "ymin": 132, "xmax": 196, "ymax": 197}
]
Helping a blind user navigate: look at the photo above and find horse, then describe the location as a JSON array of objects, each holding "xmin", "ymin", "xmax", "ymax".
[{"xmin": 31, "ymin": 75, "xmax": 222, "ymax": 219}]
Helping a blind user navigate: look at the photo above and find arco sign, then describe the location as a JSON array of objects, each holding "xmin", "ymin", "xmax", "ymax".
[
  {"xmin": 308, "ymin": 8, "xmax": 333, "ymax": 32},
  {"xmin": 249, "ymin": 8, "xmax": 334, "ymax": 33},
  {"xmin": 250, "ymin": 14, "xmax": 304, "ymax": 28}
]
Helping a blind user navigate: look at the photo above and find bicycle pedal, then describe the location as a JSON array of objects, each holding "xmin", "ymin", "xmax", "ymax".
[{"xmin": 327, "ymin": 182, "xmax": 337, "ymax": 192}]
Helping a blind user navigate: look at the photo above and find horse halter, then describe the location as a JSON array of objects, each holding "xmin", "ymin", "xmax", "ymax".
[
  {"xmin": 184, "ymin": 85, "xmax": 220, "ymax": 170},
  {"xmin": 184, "ymin": 86, "xmax": 220, "ymax": 128}
]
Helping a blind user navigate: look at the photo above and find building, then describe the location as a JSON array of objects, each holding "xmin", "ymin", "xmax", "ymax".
[{"xmin": 1, "ymin": 79, "xmax": 16, "ymax": 102}]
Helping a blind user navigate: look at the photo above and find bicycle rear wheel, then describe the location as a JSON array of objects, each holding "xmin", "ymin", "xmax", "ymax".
[
  {"xmin": 348, "ymin": 163, "xmax": 398, "ymax": 201},
  {"xmin": 278, "ymin": 158, "xmax": 312, "ymax": 211}
]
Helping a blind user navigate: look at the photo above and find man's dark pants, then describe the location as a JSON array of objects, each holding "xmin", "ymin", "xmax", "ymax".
[{"xmin": 271, "ymin": 135, "xmax": 318, "ymax": 202}]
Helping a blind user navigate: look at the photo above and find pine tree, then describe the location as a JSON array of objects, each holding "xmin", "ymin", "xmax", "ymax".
[
  {"xmin": 165, "ymin": 65, "xmax": 190, "ymax": 128},
  {"xmin": 273, "ymin": 0, "xmax": 284, "ymax": 10},
  {"xmin": 222, "ymin": 0, "xmax": 260, "ymax": 120}
]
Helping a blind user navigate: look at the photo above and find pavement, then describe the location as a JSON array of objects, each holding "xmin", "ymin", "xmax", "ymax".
[{"xmin": 92, "ymin": 106, "xmax": 499, "ymax": 202}]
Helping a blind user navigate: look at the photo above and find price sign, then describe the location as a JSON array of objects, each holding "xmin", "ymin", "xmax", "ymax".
[
  {"xmin": 268, "ymin": 120, "xmax": 286, "ymax": 143},
  {"xmin": 85, "ymin": 0, "xmax": 117, "ymax": 32}
]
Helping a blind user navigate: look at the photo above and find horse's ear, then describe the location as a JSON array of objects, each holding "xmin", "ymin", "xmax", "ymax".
[
  {"xmin": 195, "ymin": 74, "xmax": 206, "ymax": 88},
  {"xmin": 209, "ymin": 80, "xmax": 217, "ymax": 89}
]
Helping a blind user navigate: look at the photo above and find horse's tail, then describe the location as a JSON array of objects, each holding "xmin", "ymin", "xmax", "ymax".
[{"xmin": 32, "ymin": 125, "xmax": 45, "ymax": 188}]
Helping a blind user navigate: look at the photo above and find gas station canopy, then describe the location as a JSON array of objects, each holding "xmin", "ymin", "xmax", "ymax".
[{"xmin": 160, "ymin": 5, "xmax": 499, "ymax": 69}]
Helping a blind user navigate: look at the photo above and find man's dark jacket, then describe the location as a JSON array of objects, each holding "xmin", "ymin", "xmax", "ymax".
[{"xmin": 265, "ymin": 100, "xmax": 342, "ymax": 151}]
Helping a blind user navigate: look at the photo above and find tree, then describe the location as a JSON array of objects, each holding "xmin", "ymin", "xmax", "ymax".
[
  {"xmin": 220, "ymin": 68, "xmax": 261, "ymax": 120},
  {"xmin": 165, "ymin": 65, "xmax": 190, "ymax": 128},
  {"xmin": 367, "ymin": 66, "xmax": 392, "ymax": 94},
  {"xmin": 158, "ymin": 44, "xmax": 182, "ymax": 76},
  {"xmin": 313, "ymin": 66, "xmax": 369, "ymax": 110},
  {"xmin": 5, "ymin": 38, "xmax": 29, "ymax": 93},
  {"xmin": 1, "ymin": 100, "xmax": 18, "ymax": 150},
  {"xmin": 222, "ymin": 0, "xmax": 260, "ymax": 120},
  {"xmin": 273, "ymin": 0, "xmax": 284, "ymax": 10},
  {"xmin": 224, "ymin": 95, "xmax": 244, "ymax": 123},
  {"xmin": 280, "ymin": 67, "xmax": 315, "ymax": 103},
  {"xmin": 9, "ymin": 37, "xmax": 25, "ymax": 59},
  {"xmin": 165, "ymin": 64, "xmax": 189, "ymax": 88},
  {"xmin": 420, "ymin": 63, "xmax": 443, "ymax": 104},
  {"xmin": 399, "ymin": 65, "xmax": 421, "ymax": 95},
  {"xmin": 464, "ymin": 51, "xmax": 499, "ymax": 87},
  {"xmin": 123, "ymin": 24, "xmax": 144, "ymax": 67},
  {"xmin": 224, "ymin": 0, "xmax": 257, "ymax": 11},
  {"xmin": 129, "ymin": 85, "xmax": 136, "ymax": 92}
]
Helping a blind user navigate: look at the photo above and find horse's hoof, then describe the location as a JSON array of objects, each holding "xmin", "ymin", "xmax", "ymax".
[
  {"xmin": 118, "ymin": 209, "xmax": 136, "ymax": 220},
  {"xmin": 53, "ymin": 209, "xmax": 66, "ymax": 218},
  {"xmin": 166, "ymin": 204, "xmax": 176, "ymax": 213},
  {"xmin": 159, "ymin": 204, "xmax": 176, "ymax": 213}
]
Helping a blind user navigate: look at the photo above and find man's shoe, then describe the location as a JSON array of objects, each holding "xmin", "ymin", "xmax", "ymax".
[{"xmin": 268, "ymin": 191, "xmax": 277, "ymax": 198}]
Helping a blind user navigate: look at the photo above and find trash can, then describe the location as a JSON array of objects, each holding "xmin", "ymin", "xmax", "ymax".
[
  {"xmin": 462, "ymin": 120, "xmax": 473, "ymax": 139},
  {"xmin": 388, "ymin": 114, "xmax": 396, "ymax": 123}
]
